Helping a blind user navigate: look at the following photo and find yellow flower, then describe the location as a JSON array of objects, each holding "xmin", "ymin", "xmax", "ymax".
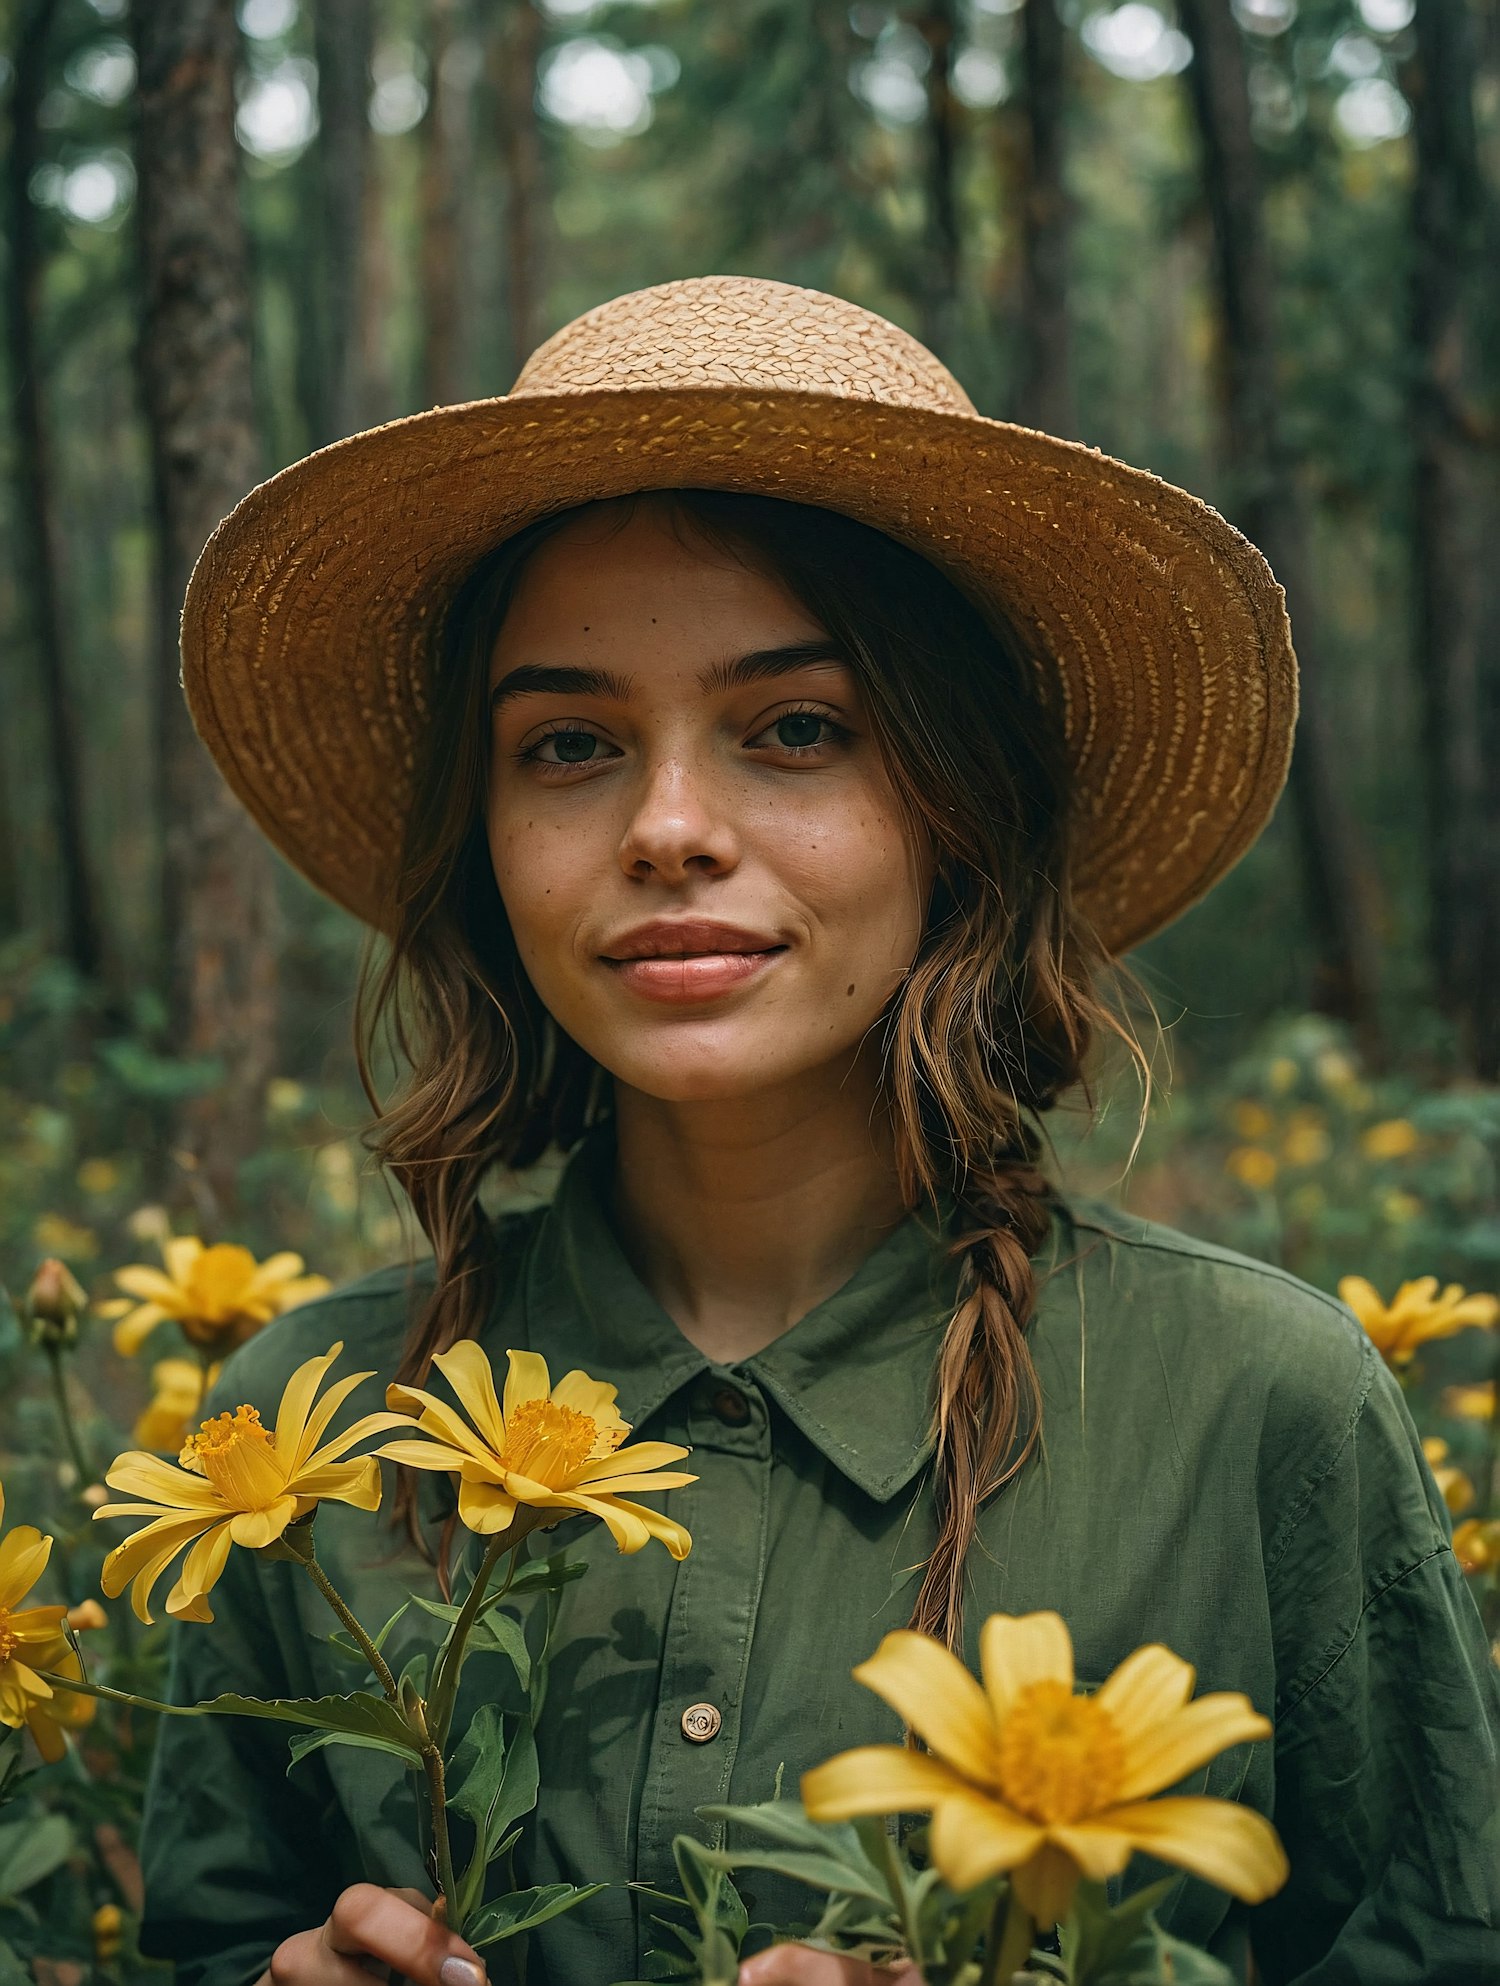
[
  {"xmin": 1226, "ymin": 1147, "xmax": 1278, "ymax": 1190},
  {"xmin": 1229, "ymin": 1100, "xmax": 1274, "ymax": 1141},
  {"xmin": 1453, "ymin": 1519, "xmax": 1500, "ymax": 1577},
  {"xmin": 1360, "ymin": 1119, "xmax": 1421, "ymax": 1160},
  {"xmin": 93, "ymin": 1342, "xmax": 404, "ymax": 1623},
  {"xmin": 93, "ymin": 1902, "xmax": 124, "ymax": 1962},
  {"xmin": 99, "ymin": 1236, "xmax": 332, "ymax": 1357},
  {"xmin": 0, "ymin": 1481, "xmax": 94, "ymax": 1764},
  {"xmin": 380, "ymin": 1343, "xmax": 696, "ymax": 1558},
  {"xmin": 1280, "ymin": 1108, "xmax": 1331, "ymax": 1168},
  {"xmin": 1380, "ymin": 1190, "xmax": 1424, "ymax": 1226},
  {"xmin": 1267, "ymin": 1056, "xmax": 1298, "ymax": 1095},
  {"xmin": 802, "ymin": 1613, "xmax": 1287, "ymax": 1930},
  {"xmin": 77, "ymin": 1157, "xmax": 122, "ymax": 1196},
  {"xmin": 1421, "ymin": 1438, "xmax": 1475, "ymax": 1517},
  {"xmin": 1441, "ymin": 1381, "xmax": 1495, "ymax": 1423},
  {"xmin": 33, "ymin": 1214, "xmax": 98, "ymax": 1260},
  {"xmin": 1338, "ymin": 1276, "xmax": 1500, "ymax": 1369},
  {"xmin": 133, "ymin": 1357, "xmax": 222, "ymax": 1451}
]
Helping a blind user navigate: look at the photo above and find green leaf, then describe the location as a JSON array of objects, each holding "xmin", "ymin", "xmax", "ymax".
[
  {"xmin": 468, "ymin": 1606, "xmax": 532, "ymax": 1689},
  {"xmin": 503, "ymin": 1551, "xmax": 589, "ymax": 1595},
  {"xmin": 447, "ymin": 1703, "xmax": 508, "ymax": 1829},
  {"xmin": 39, "ymin": 1672, "xmax": 424, "ymax": 1764},
  {"xmin": 0, "ymin": 1814, "xmax": 72, "ymax": 1899},
  {"xmin": 1059, "ymin": 1876, "xmax": 1180, "ymax": 1982},
  {"xmin": 286, "ymin": 1727, "xmax": 424, "ymax": 1770},
  {"xmin": 1088, "ymin": 1915, "xmax": 1239, "ymax": 1986},
  {"xmin": 465, "ymin": 1882, "xmax": 607, "ymax": 1949},
  {"xmin": 696, "ymin": 1800, "xmax": 892, "ymax": 1910}
]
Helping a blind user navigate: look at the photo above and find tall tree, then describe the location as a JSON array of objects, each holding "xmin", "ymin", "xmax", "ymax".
[
  {"xmin": 311, "ymin": 0, "xmax": 374, "ymax": 441},
  {"xmin": 132, "ymin": 0, "xmax": 280, "ymax": 1221},
  {"xmin": 1404, "ymin": 0, "xmax": 1499, "ymax": 1076},
  {"xmin": 4, "ymin": 0, "xmax": 105, "ymax": 983},
  {"xmin": 1176, "ymin": 0, "xmax": 1382, "ymax": 1049},
  {"xmin": 914, "ymin": 0, "xmax": 962, "ymax": 361},
  {"xmin": 488, "ymin": 0, "xmax": 546, "ymax": 383},
  {"xmin": 420, "ymin": 0, "xmax": 466, "ymax": 406},
  {"xmin": 1014, "ymin": 0, "xmax": 1074, "ymax": 437}
]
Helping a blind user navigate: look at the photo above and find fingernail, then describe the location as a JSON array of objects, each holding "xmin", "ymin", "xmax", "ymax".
[{"xmin": 440, "ymin": 1959, "xmax": 482, "ymax": 1986}]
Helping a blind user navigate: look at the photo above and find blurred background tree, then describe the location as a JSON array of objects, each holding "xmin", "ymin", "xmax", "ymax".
[{"xmin": 0, "ymin": 0, "xmax": 1496, "ymax": 1242}]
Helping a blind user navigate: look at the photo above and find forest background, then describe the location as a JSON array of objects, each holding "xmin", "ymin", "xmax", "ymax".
[{"xmin": 0, "ymin": 0, "xmax": 1497, "ymax": 1972}]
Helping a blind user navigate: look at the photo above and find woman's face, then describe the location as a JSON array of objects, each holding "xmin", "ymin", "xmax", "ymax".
[{"xmin": 484, "ymin": 503, "xmax": 934, "ymax": 1106}]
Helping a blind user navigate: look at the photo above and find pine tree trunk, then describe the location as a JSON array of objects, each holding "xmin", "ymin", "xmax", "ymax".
[
  {"xmin": 4, "ymin": 0, "xmax": 104, "ymax": 983},
  {"xmin": 915, "ymin": 0, "xmax": 961, "ymax": 361},
  {"xmin": 489, "ymin": 0, "xmax": 546, "ymax": 383},
  {"xmin": 132, "ymin": 0, "xmax": 280, "ymax": 1223},
  {"xmin": 1177, "ymin": 0, "xmax": 1383, "ymax": 1050},
  {"xmin": 312, "ymin": 0, "xmax": 374, "ymax": 441},
  {"xmin": 1404, "ymin": 0, "xmax": 1498, "ymax": 1077},
  {"xmin": 420, "ymin": 0, "xmax": 466, "ymax": 407},
  {"xmin": 1015, "ymin": 0, "xmax": 1074, "ymax": 437}
]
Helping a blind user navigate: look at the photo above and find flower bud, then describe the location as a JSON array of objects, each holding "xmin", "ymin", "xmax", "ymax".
[
  {"xmin": 67, "ymin": 1598, "xmax": 108, "ymax": 1632},
  {"xmin": 24, "ymin": 1257, "xmax": 88, "ymax": 1349},
  {"xmin": 93, "ymin": 1902, "xmax": 124, "ymax": 1962}
]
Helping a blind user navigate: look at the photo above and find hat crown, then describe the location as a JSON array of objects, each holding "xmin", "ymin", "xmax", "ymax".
[{"xmin": 510, "ymin": 274, "xmax": 977, "ymax": 416}]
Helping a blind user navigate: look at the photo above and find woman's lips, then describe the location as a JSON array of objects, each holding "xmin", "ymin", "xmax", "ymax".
[{"xmin": 604, "ymin": 947, "xmax": 787, "ymax": 1004}]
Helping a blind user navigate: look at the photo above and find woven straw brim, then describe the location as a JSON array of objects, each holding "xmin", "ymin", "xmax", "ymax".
[{"xmin": 181, "ymin": 386, "xmax": 1296, "ymax": 957}]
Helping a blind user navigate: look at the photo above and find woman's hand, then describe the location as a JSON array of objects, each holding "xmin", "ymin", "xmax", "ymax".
[
  {"xmin": 261, "ymin": 1884, "xmax": 486, "ymax": 1986},
  {"xmin": 737, "ymin": 1948, "xmax": 920, "ymax": 1985}
]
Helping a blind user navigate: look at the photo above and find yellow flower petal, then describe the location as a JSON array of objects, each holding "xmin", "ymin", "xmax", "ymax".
[
  {"xmin": 103, "ymin": 1451, "xmax": 223, "ymax": 1506},
  {"xmin": 0, "ymin": 1525, "xmax": 52, "ymax": 1611},
  {"xmin": 1094, "ymin": 1643, "xmax": 1196, "ymax": 1742},
  {"xmin": 852, "ymin": 1629, "xmax": 998, "ymax": 1780},
  {"xmin": 432, "ymin": 1340, "xmax": 510, "ymax": 1452},
  {"xmin": 801, "ymin": 1745, "xmax": 970, "ymax": 1820},
  {"xmin": 376, "ymin": 1437, "xmax": 479, "ymax": 1474},
  {"xmin": 980, "ymin": 1611, "xmax": 1074, "ymax": 1723},
  {"xmin": 114, "ymin": 1265, "xmax": 189, "ymax": 1308},
  {"xmin": 385, "ymin": 1384, "xmax": 498, "ymax": 1467},
  {"xmin": 502, "ymin": 1348, "xmax": 552, "ymax": 1423},
  {"xmin": 928, "ymin": 1788, "xmax": 1047, "ymax": 1892},
  {"xmin": 162, "ymin": 1236, "xmax": 204, "ymax": 1285},
  {"xmin": 112, "ymin": 1303, "xmax": 171, "ymax": 1356},
  {"xmin": 551, "ymin": 1368, "xmax": 624, "ymax": 1424},
  {"xmin": 1009, "ymin": 1839, "xmax": 1084, "ymax": 1928},
  {"xmin": 456, "ymin": 1478, "xmax": 518, "ymax": 1535},
  {"xmin": 271, "ymin": 1344, "xmax": 344, "ymax": 1460},
  {"xmin": 226, "ymin": 1497, "xmax": 301, "ymax": 1549},
  {"xmin": 165, "ymin": 1520, "xmax": 235, "ymax": 1620},
  {"xmin": 1114, "ymin": 1692, "xmax": 1272, "ymax": 1803},
  {"xmin": 1087, "ymin": 1795, "xmax": 1289, "ymax": 1902},
  {"xmin": 293, "ymin": 1457, "xmax": 381, "ymax": 1511},
  {"xmin": 107, "ymin": 1513, "xmax": 215, "ymax": 1623},
  {"xmin": 564, "ymin": 1491, "xmax": 692, "ymax": 1559},
  {"xmin": 575, "ymin": 1442, "xmax": 691, "ymax": 1483}
]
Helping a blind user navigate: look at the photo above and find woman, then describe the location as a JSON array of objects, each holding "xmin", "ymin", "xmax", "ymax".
[{"xmin": 138, "ymin": 278, "xmax": 1496, "ymax": 1986}]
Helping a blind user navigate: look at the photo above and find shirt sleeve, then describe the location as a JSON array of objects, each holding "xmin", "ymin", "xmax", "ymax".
[
  {"xmin": 1247, "ymin": 1331, "xmax": 1500, "ymax": 1985},
  {"xmin": 135, "ymin": 1536, "xmax": 337, "ymax": 1986}
]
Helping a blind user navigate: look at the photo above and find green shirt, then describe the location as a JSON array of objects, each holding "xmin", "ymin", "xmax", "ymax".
[{"xmin": 137, "ymin": 1129, "xmax": 1499, "ymax": 1986}]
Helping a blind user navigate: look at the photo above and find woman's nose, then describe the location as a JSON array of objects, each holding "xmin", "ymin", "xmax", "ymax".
[{"xmin": 617, "ymin": 752, "xmax": 740, "ymax": 881}]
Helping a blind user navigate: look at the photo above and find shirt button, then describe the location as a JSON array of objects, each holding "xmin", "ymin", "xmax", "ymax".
[
  {"xmin": 711, "ymin": 1385, "xmax": 750, "ymax": 1426},
  {"xmin": 681, "ymin": 1702, "xmax": 722, "ymax": 1744}
]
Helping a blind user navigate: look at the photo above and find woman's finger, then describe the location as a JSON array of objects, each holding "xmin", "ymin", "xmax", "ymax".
[
  {"xmin": 269, "ymin": 1926, "xmax": 387, "ymax": 1986},
  {"xmin": 737, "ymin": 1947, "xmax": 920, "ymax": 1985},
  {"xmin": 322, "ymin": 1884, "xmax": 486, "ymax": 1986}
]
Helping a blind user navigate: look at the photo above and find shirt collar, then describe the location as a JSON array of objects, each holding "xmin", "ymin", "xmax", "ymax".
[{"xmin": 512, "ymin": 1125, "xmax": 974, "ymax": 1504}]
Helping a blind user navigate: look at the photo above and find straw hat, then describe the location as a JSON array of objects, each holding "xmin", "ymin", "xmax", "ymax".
[{"xmin": 181, "ymin": 274, "xmax": 1296, "ymax": 955}]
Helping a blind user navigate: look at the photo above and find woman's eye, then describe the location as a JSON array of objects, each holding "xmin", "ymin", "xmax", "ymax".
[
  {"xmin": 525, "ymin": 728, "xmax": 610, "ymax": 765},
  {"xmin": 750, "ymin": 710, "xmax": 846, "ymax": 754}
]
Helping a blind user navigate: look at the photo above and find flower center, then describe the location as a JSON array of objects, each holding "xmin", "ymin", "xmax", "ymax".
[
  {"xmin": 179, "ymin": 1404, "xmax": 286, "ymax": 1507},
  {"xmin": 0, "ymin": 1611, "xmax": 15, "ymax": 1664},
  {"xmin": 499, "ymin": 1399, "xmax": 603, "ymax": 1488},
  {"xmin": 994, "ymin": 1680, "xmax": 1126, "ymax": 1824}
]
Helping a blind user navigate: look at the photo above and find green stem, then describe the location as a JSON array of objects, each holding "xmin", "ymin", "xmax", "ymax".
[
  {"xmin": 982, "ymin": 1885, "xmax": 1035, "ymax": 1986},
  {"xmin": 298, "ymin": 1553, "xmax": 401, "ymax": 1704},
  {"xmin": 45, "ymin": 1344, "xmax": 95, "ymax": 1487},
  {"xmin": 418, "ymin": 1728, "xmax": 461, "ymax": 1929},
  {"xmin": 428, "ymin": 1513, "xmax": 542, "ymax": 1750}
]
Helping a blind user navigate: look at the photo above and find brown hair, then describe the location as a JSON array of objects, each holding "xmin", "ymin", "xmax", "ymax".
[{"xmin": 355, "ymin": 489, "xmax": 1148, "ymax": 1645}]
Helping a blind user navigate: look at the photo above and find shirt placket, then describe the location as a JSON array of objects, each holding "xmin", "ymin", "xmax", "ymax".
[{"xmin": 632, "ymin": 1367, "xmax": 773, "ymax": 1968}]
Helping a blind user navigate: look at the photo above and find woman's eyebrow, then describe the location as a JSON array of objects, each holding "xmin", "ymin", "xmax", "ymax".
[{"xmin": 490, "ymin": 641, "xmax": 848, "ymax": 710}]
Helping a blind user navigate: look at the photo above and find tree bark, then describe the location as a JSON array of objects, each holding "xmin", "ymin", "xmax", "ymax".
[
  {"xmin": 419, "ymin": 0, "xmax": 465, "ymax": 407},
  {"xmin": 914, "ymin": 0, "xmax": 961, "ymax": 362},
  {"xmin": 4, "ymin": 0, "xmax": 105, "ymax": 983},
  {"xmin": 132, "ymin": 0, "xmax": 280, "ymax": 1223},
  {"xmin": 311, "ymin": 0, "xmax": 374, "ymax": 441},
  {"xmin": 1403, "ymin": 0, "xmax": 1499, "ymax": 1076},
  {"xmin": 1177, "ymin": 0, "xmax": 1383, "ymax": 1050},
  {"xmin": 488, "ymin": 0, "xmax": 546, "ymax": 383},
  {"xmin": 1014, "ymin": 0, "xmax": 1074, "ymax": 437}
]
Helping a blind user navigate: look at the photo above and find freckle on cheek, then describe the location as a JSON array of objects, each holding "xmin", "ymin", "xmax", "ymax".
[{"xmin": 846, "ymin": 983, "xmax": 856, "ymax": 997}]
